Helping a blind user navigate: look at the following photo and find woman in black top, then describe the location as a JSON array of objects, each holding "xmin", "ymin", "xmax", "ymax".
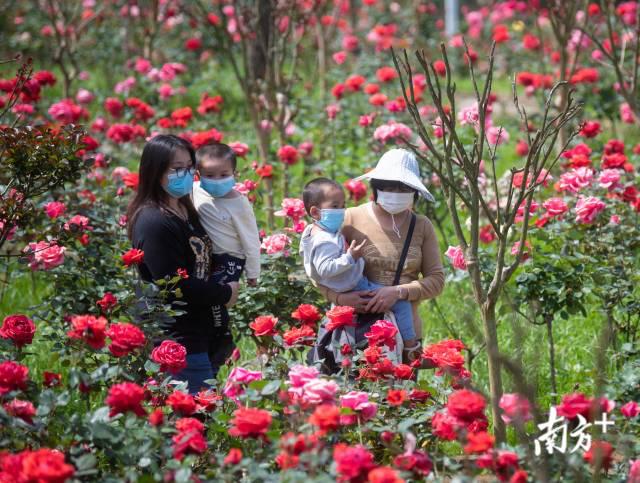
[{"xmin": 127, "ymin": 134, "xmax": 239, "ymax": 393}]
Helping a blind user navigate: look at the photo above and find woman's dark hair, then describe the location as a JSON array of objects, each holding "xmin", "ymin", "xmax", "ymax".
[
  {"xmin": 126, "ymin": 134, "xmax": 198, "ymax": 239},
  {"xmin": 370, "ymin": 179, "xmax": 419, "ymax": 203}
]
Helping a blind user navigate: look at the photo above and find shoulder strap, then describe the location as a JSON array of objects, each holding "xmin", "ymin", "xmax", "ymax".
[{"xmin": 393, "ymin": 213, "xmax": 416, "ymax": 286}]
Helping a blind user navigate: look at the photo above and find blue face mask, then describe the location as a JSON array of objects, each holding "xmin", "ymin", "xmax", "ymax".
[
  {"xmin": 317, "ymin": 208, "xmax": 345, "ymax": 233},
  {"xmin": 165, "ymin": 169, "xmax": 195, "ymax": 198},
  {"xmin": 200, "ymin": 176, "xmax": 236, "ymax": 197}
]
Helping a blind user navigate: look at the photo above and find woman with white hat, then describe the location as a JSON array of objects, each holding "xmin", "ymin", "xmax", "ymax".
[{"xmin": 317, "ymin": 148, "xmax": 445, "ymax": 365}]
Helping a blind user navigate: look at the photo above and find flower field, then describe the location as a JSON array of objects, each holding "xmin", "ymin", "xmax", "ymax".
[{"xmin": 0, "ymin": 1, "xmax": 639, "ymax": 481}]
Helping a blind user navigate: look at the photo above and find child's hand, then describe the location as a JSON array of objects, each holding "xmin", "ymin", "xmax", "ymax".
[
  {"xmin": 347, "ymin": 239, "xmax": 367, "ymax": 261},
  {"xmin": 247, "ymin": 278, "xmax": 258, "ymax": 287}
]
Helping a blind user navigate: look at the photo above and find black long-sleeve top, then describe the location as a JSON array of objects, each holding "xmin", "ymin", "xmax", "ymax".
[{"xmin": 131, "ymin": 205, "xmax": 231, "ymax": 353}]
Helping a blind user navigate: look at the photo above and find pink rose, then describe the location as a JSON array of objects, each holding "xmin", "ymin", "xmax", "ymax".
[
  {"xmin": 44, "ymin": 201, "xmax": 66, "ymax": 219},
  {"xmin": 620, "ymin": 102, "xmax": 636, "ymax": 124},
  {"xmin": 487, "ymin": 125, "xmax": 509, "ymax": 145},
  {"xmin": 23, "ymin": 241, "xmax": 65, "ymax": 270},
  {"xmin": 223, "ymin": 367, "xmax": 262, "ymax": 400},
  {"xmin": 445, "ymin": 246, "xmax": 467, "ymax": 271},
  {"xmin": 75, "ymin": 88, "xmax": 94, "ymax": 104},
  {"xmin": 274, "ymin": 198, "xmax": 306, "ymax": 222},
  {"xmin": 260, "ymin": 234, "xmax": 291, "ymax": 255},
  {"xmin": 629, "ymin": 460, "xmax": 640, "ymax": 482},
  {"xmin": 620, "ymin": 401, "xmax": 639, "ymax": 419},
  {"xmin": 499, "ymin": 393, "xmax": 532, "ymax": 424},
  {"xmin": 340, "ymin": 391, "xmax": 377, "ymax": 424},
  {"xmin": 542, "ymin": 197, "xmax": 568, "ymax": 217},
  {"xmin": 597, "ymin": 169, "xmax": 621, "ymax": 190},
  {"xmin": 373, "ymin": 121, "xmax": 413, "ymax": 144},
  {"xmin": 300, "ymin": 378, "xmax": 339, "ymax": 406},
  {"xmin": 229, "ymin": 142, "xmax": 249, "ymax": 157},
  {"xmin": 558, "ymin": 167, "xmax": 594, "ymax": 193},
  {"xmin": 575, "ymin": 196, "xmax": 605, "ymax": 224},
  {"xmin": 287, "ymin": 365, "xmax": 319, "ymax": 388}
]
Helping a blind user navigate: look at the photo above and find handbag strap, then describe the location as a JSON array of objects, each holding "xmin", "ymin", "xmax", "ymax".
[{"xmin": 392, "ymin": 213, "xmax": 416, "ymax": 286}]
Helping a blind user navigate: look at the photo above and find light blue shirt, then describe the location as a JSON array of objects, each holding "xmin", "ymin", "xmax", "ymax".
[{"xmin": 299, "ymin": 223, "xmax": 365, "ymax": 292}]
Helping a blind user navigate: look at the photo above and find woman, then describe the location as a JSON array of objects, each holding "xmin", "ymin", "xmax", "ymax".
[
  {"xmin": 318, "ymin": 148, "xmax": 445, "ymax": 364},
  {"xmin": 127, "ymin": 134, "xmax": 239, "ymax": 393}
]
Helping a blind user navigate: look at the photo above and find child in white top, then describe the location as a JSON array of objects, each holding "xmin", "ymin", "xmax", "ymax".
[{"xmin": 192, "ymin": 143, "xmax": 260, "ymax": 287}]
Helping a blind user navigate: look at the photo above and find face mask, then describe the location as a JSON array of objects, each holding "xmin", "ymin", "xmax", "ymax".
[
  {"xmin": 376, "ymin": 191, "xmax": 414, "ymax": 215},
  {"xmin": 200, "ymin": 176, "xmax": 236, "ymax": 197},
  {"xmin": 165, "ymin": 169, "xmax": 194, "ymax": 198},
  {"xmin": 316, "ymin": 208, "xmax": 345, "ymax": 233}
]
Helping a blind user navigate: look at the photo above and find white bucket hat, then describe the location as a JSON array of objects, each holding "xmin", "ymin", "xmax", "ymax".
[{"xmin": 355, "ymin": 148, "xmax": 435, "ymax": 202}]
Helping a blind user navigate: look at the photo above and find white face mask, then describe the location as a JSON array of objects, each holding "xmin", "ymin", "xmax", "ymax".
[{"xmin": 376, "ymin": 191, "xmax": 414, "ymax": 215}]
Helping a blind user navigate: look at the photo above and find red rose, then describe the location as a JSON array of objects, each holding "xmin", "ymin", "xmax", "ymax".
[
  {"xmin": 409, "ymin": 389, "xmax": 431, "ymax": 403},
  {"xmin": 387, "ymin": 389, "xmax": 407, "ymax": 406},
  {"xmin": 464, "ymin": 431, "xmax": 495, "ymax": 454},
  {"xmin": 184, "ymin": 37, "xmax": 202, "ymax": 51},
  {"xmin": 277, "ymin": 145, "xmax": 299, "ymax": 165},
  {"xmin": 4, "ymin": 398, "xmax": 36, "ymax": 424},
  {"xmin": 433, "ymin": 59, "xmax": 447, "ymax": 77},
  {"xmin": 556, "ymin": 393, "xmax": 593, "ymax": 420},
  {"xmin": 308, "ymin": 403, "xmax": 341, "ymax": 432},
  {"xmin": 579, "ymin": 121, "xmax": 601, "ymax": 138},
  {"xmin": 422, "ymin": 339, "xmax": 466, "ymax": 375},
  {"xmin": 151, "ymin": 340, "xmax": 187, "ymax": 374},
  {"xmin": 431, "ymin": 410, "xmax": 462, "ymax": 440},
  {"xmin": 325, "ymin": 306, "xmax": 355, "ymax": 331},
  {"xmin": 106, "ymin": 322, "xmax": 146, "ymax": 357},
  {"xmin": 121, "ymin": 248, "xmax": 144, "ymax": 266},
  {"xmin": 194, "ymin": 389, "xmax": 222, "ymax": 412},
  {"xmin": 173, "ymin": 431, "xmax": 207, "ymax": 460},
  {"xmin": 393, "ymin": 364, "xmax": 414, "ymax": 380},
  {"xmin": 96, "ymin": 292, "xmax": 118, "ymax": 312},
  {"xmin": 167, "ymin": 390, "xmax": 197, "ymax": 416},
  {"xmin": 584, "ymin": 440, "xmax": 614, "ymax": 470},
  {"xmin": 105, "ymin": 382, "xmax": 146, "ymax": 417},
  {"xmin": 20, "ymin": 448, "xmax": 75, "ymax": 483},
  {"xmin": 223, "ymin": 448, "xmax": 243, "ymax": 465},
  {"xmin": 104, "ymin": 97, "xmax": 124, "ymax": 117},
  {"xmin": 376, "ymin": 66, "xmax": 397, "ymax": 83},
  {"xmin": 249, "ymin": 315, "xmax": 278, "ymax": 337},
  {"xmin": 175, "ymin": 417, "xmax": 204, "ymax": 434},
  {"xmin": 364, "ymin": 320, "xmax": 398, "ymax": 350},
  {"xmin": 229, "ymin": 407, "xmax": 272, "ymax": 439},
  {"xmin": 148, "ymin": 408, "xmax": 164, "ymax": 426},
  {"xmin": 67, "ymin": 314, "xmax": 108, "ymax": 350},
  {"xmin": 122, "ymin": 172, "xmax": 139, "ymax": 190},
  {"xmin": 333, "ymin": 443, "xmax": 375, "ymax": 482},
  {"xmin": 283, "ymin": 325, "xmax": 315, "ymax": 347},
  {"xmin": 291, "ymin": 304, "xmax": 322, "ymax": 326},
  {"xmin": 446, "ymin": 389, "xmax": 486, "ymax": 422},
  {"xmin": 255, "ymin": 164, "xmax": 273, "ymax": 178},
  {"xmin": 43, "ymin": 371, "xmax": 62, "ymax": 387},
  {"xmin": 368, "ymin": 466, "xmax": 403, "ymax": 483},
  {"xmin": 0, "ymin": 314, "xmax": 36, "ymax": 347}
]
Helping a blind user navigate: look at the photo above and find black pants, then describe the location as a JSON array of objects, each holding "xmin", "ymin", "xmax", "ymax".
[{"xmin": 209, "ymin": 254, "xmax": 245, "ymax": 375}]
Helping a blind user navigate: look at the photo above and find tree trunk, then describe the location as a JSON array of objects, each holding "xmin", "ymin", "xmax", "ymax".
[
  {"xmin": 557, "ymin": 50, "xmax": 569, "ymax": 152},
  {"xmin": 481, "ymin": 301, "xmax": 506, "ymax": 443},
  {"xmin": 545, "ymin": 314, "xmax": 558, "ymax": 404}
]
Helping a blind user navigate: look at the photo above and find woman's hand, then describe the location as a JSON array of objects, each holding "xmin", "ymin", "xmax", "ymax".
[
  {"xmin": 225, "ymin": 281, "xmax": 240, "ymax": 308},
  {"xmin": 364, "ymin": 286, "xmax": 399, "ymax": 314},
  {"xmin": 337, "ymin": 290, "xmax": 375, "ymax": 312}
]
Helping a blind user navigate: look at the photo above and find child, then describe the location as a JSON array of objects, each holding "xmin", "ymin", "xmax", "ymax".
[
  {"xmin": 192, "ymin": 143, "xmax": 261, "ymax": 287},
  {"xmin": 299, "ymin": 177, "xmax": 417, "ymax": 350},
  {"xmin": 192, "ymin": 143, "xmax": 261, "ymax": 374}
]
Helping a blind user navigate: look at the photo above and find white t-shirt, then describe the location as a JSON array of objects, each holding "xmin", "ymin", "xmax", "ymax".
[{"xmin": 192, "ymin": 182, "xmax": 261, "ymax": 279}]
